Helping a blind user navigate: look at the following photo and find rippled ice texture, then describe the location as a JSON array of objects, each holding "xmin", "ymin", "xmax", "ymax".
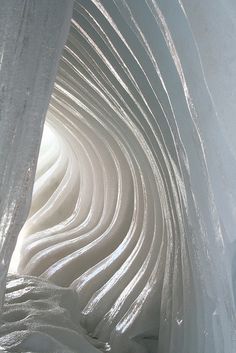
[{"xmin": 1, "ymin": 1, "xmax": 236, "ymax": 353}]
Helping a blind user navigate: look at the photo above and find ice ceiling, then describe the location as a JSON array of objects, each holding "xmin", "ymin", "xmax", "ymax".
[{"xmin": 1, "ymin": 0, "xmax": 236, "ymax": 352}]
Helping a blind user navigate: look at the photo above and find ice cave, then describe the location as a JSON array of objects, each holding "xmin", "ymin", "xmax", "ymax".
[{"xmin": 0, "ymin": 1, "xmax": 236, "ymax": 352}]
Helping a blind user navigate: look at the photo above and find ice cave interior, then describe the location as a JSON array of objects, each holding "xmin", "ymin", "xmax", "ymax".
[{"xmin": 0, "ymin": 1, "xmax": 236, "ymax": 353}]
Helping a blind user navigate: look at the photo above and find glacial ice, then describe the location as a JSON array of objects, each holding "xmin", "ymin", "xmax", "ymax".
[{"xmin": 1, "ymin": 0, "xmax": 236, "ymax": 353}]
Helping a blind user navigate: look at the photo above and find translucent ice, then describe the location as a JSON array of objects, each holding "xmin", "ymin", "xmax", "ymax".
[
  {"xmin": 0, "ymin": 0, "xmax": 73, "ymax": 313},
  {"xmin": 2, "ymin": 1, "xmax": 236, "ymax": 353}
]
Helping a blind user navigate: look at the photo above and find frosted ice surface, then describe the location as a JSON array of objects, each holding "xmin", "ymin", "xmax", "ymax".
[{"xmin": 0, "ymin": 0, "xmax": 73, "ymax": 312}]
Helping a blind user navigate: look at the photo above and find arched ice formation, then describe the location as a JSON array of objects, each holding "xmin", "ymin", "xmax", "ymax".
[{"xmin": 1, "ymin": 0, "xmax": 236, "ymax": 352}]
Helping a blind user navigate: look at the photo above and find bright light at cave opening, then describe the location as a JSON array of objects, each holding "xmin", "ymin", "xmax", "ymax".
[
  {"xmin": 39, "ymin": 122, "xmax": 56, "ymax": 156},
  {"xmin": 9, "ymin": 121, "xmax": 58, "ymax": 274}
]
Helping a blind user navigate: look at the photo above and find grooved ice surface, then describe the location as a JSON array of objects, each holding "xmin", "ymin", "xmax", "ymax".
[
  {"xmin": 1, "ymin": 0, "xmax": 236, "ymax": 353},
  {"xmin": 0, "ymin": 275, "xmax": 102, "ymax": 353},
  {"xmin": 0, "ymin": 0, "xmax": 73, "ymax": 313}
]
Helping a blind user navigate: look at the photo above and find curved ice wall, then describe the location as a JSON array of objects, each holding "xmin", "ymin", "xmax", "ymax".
[
  {"xmin": 3, "ymin": 0, "xmax": 236, "ymax": 353},
  {"xmin": 0, "ymin": 0, "xmax": 73, "ymax": 312}
]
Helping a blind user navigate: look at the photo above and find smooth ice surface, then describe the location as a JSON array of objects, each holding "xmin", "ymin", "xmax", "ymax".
[{"xmin": 3, "ymin": 0, "xmax": 236, "ymax": 353}]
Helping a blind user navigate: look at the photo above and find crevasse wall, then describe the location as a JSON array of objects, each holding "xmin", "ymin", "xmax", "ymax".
[{"xmin": 1, "ymin": 1, "xmax": 236, "ymax": 353}]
